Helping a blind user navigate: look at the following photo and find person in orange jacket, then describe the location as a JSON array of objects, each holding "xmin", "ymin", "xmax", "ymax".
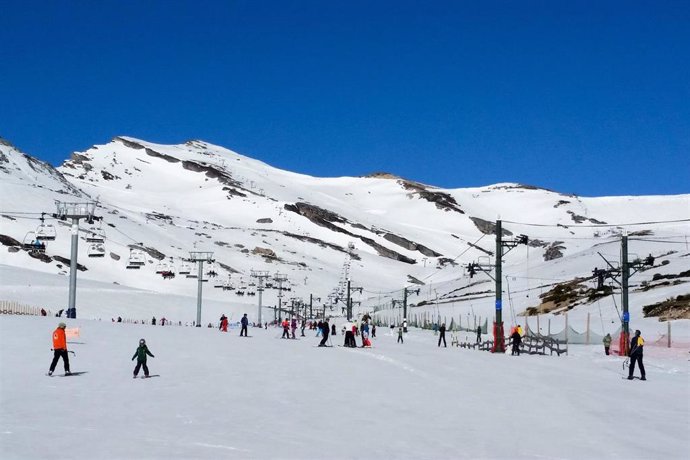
[{"xmin": 48, "ymin": 322, "xmax": 70, "ymax": 376}]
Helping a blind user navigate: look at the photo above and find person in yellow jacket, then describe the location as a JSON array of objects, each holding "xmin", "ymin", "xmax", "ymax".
[
  {"xmin": 517, "ymin": 325, "xmax": 524, "ymax": 336},
  {"xmin": 627, "ymin": 330, "xmax": 646, "ymax": 381},
  {"xmin": 48, "ymin": 322, "xmax": 70, "ymax": 376}
]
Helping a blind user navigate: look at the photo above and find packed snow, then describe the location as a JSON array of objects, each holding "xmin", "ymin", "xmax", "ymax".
[{"xmin": 1, "ymin": 315, "xmax": 688, "ymax": 459}]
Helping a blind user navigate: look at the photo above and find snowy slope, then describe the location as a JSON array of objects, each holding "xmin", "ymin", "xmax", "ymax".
[
  {"xmin": 1, "ymin": 315, "xmax": 688, "ymax": 459},
  {"xmin": 0, "ymin": 136, "xmax": 689, "ymax": 339}
]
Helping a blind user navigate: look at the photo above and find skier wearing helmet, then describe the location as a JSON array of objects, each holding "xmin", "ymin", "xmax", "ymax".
[
  {"xmin": 48, "ymin": 322, "xmax": 70, "ymax": 376},
  {"xmin": 132, "ymin": 338, "xmax": 155, "ymax": 378}
]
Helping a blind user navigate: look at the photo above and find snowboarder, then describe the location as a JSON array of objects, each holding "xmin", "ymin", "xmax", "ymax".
[
  {"xmin": 132, "ymin": 338, "xmax": 155, "ymax": 378},
  {"xmin": 281, "ymin": 319, "xmax": 290, "ymax": 339},
  {"xmin": 318, "ymin": 320, "xmax": 330, "ymax": 347},
  {"xmin": 476, "ymin": 325, "xmax": 482, "ymax": 343},
  {"xmin": 240, "ymin": 313, "xmax": 249, "ymax": 337},
  {"xmin": 219, "ymin": 314, "xmax": 228, "ymax": 332},
  {"xmin": 397, "ymin": 325, "xmax": 404, "ymax": 344},
  {"xmin": 48, "ymin": 322, "xmax": 70, "ymax": 376},
  {"xmin": 511, "ymin": 330, "xmax": 522, "ymax": 356},
  {"xmin": 603, "ymin": 333, "xmax": 612, "ymax": 355},
  {"xmin": 628, "ymin": 330, "xmax": 646, "ymax": 380},
  {"xmin": 438, "ymin": 323, "xmax": 447, "ymax": 347}
]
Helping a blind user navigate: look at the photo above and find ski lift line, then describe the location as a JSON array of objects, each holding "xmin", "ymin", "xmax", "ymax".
[
  {"xmin": 501, "ymin": 218, "xmax": 690, "ymax": 228},
  {"xmin": 629, "ymin": 239, "xmax": 689, "ymax": 244},
  {"xmin": 418, "ymin": 233, "xmax": 488, "ymax": 285}
]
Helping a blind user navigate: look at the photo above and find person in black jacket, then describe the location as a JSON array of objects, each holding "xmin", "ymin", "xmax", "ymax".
[
  {"xmin": 318, "ymin": 320, "xmax": 330, "ymax": 347},
  {"xmin": 132, "ymin": 338, "xmax": 155, "ymax": 378},
  {"xmin": 476, "ymin": 325, "xmax": 482, "ymax": 343},
  {"xmin": 240, "ymin": 313, "xmax": 249, "ymax": 336},
  {"xmin": 438, "ymin": 323, "xmax": 447, "ymax": 347},
  {"xmin": 511, "ymin": 330, "xmax": 522, "ymax": 356},
  {"xmin": 628, "ymin": 330, "xmax": 646, "ymax": 380}
]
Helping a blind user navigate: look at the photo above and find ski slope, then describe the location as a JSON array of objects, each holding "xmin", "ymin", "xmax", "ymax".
[{"xmin": 1, "ymin": 315, "xmax": 688, "ymax": 459}]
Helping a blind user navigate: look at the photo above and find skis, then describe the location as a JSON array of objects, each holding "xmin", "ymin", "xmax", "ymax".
[
  {"xmin": 46, "ymin": 371, "xmax": 87, "ymax": 377},
  {"xmin": 136, "ymin": 374, "xmax": 160, "ymax": 379}
]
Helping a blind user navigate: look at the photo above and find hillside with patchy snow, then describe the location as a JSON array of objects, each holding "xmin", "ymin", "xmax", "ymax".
[{"xmin": 1, "ymin": 136, "xmax": 688, "ymax": 339}]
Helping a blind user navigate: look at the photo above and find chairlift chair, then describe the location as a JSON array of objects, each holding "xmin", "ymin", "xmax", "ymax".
[
  {"xmin": 186, "ymin": 262, "xmax": 199, "ymax": 278},
  {"xmin": 155, "ymin": 260, "xmax": 168, "ymax": 274},
  {"xmin": 178, "ymin": 261, "xmax": 192, "ymax": 275},
  {"xmin": 86, "ymin": 227, "xmax": 105, "ymax": 243},
  {"xmin": 22, "ymin": 231, "xmax": 46, "ymax": 254},
  {"xmin": 87, "ymin": 243, "xmax": 106, "ymax": 258},
  {"xmin": 126, "ymin": 249, "xmax": 146, "ymax": 269},
  {"xmin": 35, "ymin": 223, "xmax": 57, "ymax": 241}
]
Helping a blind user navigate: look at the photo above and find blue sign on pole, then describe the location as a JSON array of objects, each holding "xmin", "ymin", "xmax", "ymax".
[
  {"xmin": 495, "ymin": 300, "xmax": 502, "ymax": 310},
  {"xmin": 622, "ymin": 312, "xmax": 630, "ymax": 322}
]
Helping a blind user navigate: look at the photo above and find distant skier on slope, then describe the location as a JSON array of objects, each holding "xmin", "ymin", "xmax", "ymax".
[
  {"xmin": 603, "ymin": 333, "xmax": 612, "ymax": 355},
  {"xmin": 48, "ymin": 322, "xmax": 70, "ymax": 376},
  {"xmin": 476, "ymin": 325, "xmax": 482, "ymax": 343},
  {"xmin": 132, "ymin": 338, "xmax": 155, "ymax": 378},
  {"xmin": 219, "ymin": 314, "xmax": 228, "ymax": 332},
  {"xmin": 510, "ymin": 330, "xmax": 522, "ymax": 356},
  {"xmin": 438, "ymin": 323, "xmax": 447, "ymax": 348},
  {"xmin": 331, "ymin": 323, "xmax": 336, "ymax": 336},
  {"xmin": 281, "ymin": 319, "xmax": 290, "ymax": 339},
  {"xmin": 397, "ymin": 325, "xmax": 404, "ymax": 344},
  {"xmin": 318, "ymin": 320, "xmax": 330, "ymax": 347},
  {"xmin": 240, "ymin": 314, "xmax": 249, "ymax": 337},
  {"xmin": 628, "ymin": 330, "xmax": 646, "ymax": 381},
  {"xmin": 291, "ymin": 318, "xmax": 297, "ymax": 339}
]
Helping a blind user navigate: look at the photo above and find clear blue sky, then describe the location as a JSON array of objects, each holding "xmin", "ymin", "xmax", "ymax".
[{"xmin": 1, "ymin": 0, "xmax": 688, "ymax": 196}]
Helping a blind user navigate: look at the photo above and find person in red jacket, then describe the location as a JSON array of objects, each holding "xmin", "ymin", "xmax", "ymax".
[{"xmin": 48, "ymin": 322, "xmax": 70, "ymax": 376}]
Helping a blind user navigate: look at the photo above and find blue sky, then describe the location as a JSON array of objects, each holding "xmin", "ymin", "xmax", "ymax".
[{"xmin": 1, "ymin": 0, "xmax": 688, "ymax": 196}]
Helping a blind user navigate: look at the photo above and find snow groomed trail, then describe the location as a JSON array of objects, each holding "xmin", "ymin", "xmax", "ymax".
[{"xmin": 1, "ymin": 316, "xmax": 688, "ymax": 459}]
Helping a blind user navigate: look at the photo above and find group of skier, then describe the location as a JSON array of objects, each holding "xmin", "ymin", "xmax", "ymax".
[{"xmin": 47, "ymin": 322, "xmax": 155, "ymax": 378}]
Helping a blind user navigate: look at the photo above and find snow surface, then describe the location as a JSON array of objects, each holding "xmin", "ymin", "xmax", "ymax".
[{"xmin": 1, "ymin": 315, "xmax": 688, "ymax": 459}]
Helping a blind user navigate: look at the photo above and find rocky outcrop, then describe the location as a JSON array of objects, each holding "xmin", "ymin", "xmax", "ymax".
[
  {"xmin": 256, "ymin": 218, "xmax": 273, "ymax": 224},
  {"xmin": 469, "ymin": 217, "xmax": 513, "ymax": 236},
  {"xmin": 0, "ymin": 234, "xmax": 21, "ymax": 247},
  {"xmin": 383, "ymin": 233, "xmax": 442, "ymax": 257},
  {"xmin": 398, "ymin": 180, "xmax": 464, "ymax": 213},
  {"xmin": 543, "ymin": 241, "xmax": 565, "ymax": 261}
]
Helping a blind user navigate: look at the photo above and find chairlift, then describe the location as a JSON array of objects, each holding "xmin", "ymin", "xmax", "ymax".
[
  {"xmin": 22, "ymin": 231, "xmax": 46, "ymax": 254},
  {"xmin": 161, "ymin": 269, "xmax": 176, "ymax": 280},
  {"xmin": 87, "ymin": 243, "xmax": 106, "ymax": 258},
  {"xmin": 206, "ymin": 263, "xmax": 218, "ymax": 278},
  {"xmin": 35, "ymin": 214, "xmax": 57, "ymax": 241},
  {"xmin": 178, "ymin": 261, "xmax": 192, "ymax": 275},
  {"xmin": 126, "ymin": 248, "xmax": 146, "ymax": 269},
  {"xmin": 155, "ymin": 260, "xmax": 169, "ymax": 274},
  {"xmin": 86, "ymin": 227, "xmax": 105, "ymax": 243},
  {"xmin": 186, "ymin": 263, "xmax": 199, "ymax": 278}
]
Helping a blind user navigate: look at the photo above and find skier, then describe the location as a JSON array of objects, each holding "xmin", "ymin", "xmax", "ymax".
[
  {"xmin": 281, "ymin": 319, "xmax": 290, "ymax": 339},
  {"xmin": 318, "ymin": 320, "xmax": 330, "ymax": 347},
  {"xmin": 219, "ymin": 314, "xmax": 228, "ymax": 332},
  {"xmin": 151, "ymin": 316, "xmax": 156, "ymax": 326},
  {"xmin": 132, "ymin": 338, "xmax": 155, "ymax": 378},
  {"xmin": 603, "ymin": 333, "xmax": 612, "ymax": 355},
  {"xmin": 397, "ymin": 325, "xmax": 404, "ymax": 344},
  {"xmin": 371, "ymin": 324, "xmax": 376, "ymax": 338},
  {"xmin": 438, "ymin": 323, "xmax": 447, "ymax": 347},
  {"xmin": 291, "ymin": 318, "xmax": 297, "ymax": 339},
  {"xmin": 344, "ymin": 321, "xmax": 356, "ymax": 347},
  {"xmin": 300, "ymin": 320, "xmax": 306, "ymax": 337},
  {"xmin": 511, "ymin": 329, "xmax": 522, "ymax": 356},
  {"xmin": 48, "ymin": 322, "xmax": 70, "ymax": 376},
  {"xmin": 316, "ymin": 320, "xmax": 323, "ymax": 337},
  {"xmin": 362, "ymin": 332, "xmax": 372, "ymax": 348},
  {"xmin": 476, "ymin": 325, "xmax": 482, "ymax": 343},
  {"xmin": 628, "ymin": 330, "xmax": 646, "ymax": 380},
  {"xmin": 240, "ymin": 313, "xmax": 249, "ymax": 337},
  {"xmin": 331, "ymin": 323, "xmax": 336, "ymax": 336}
]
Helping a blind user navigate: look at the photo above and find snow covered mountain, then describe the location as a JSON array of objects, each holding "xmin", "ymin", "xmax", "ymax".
[{"xmin": 1, "ymin": 136, "xmax": 688, "ymax": 338}]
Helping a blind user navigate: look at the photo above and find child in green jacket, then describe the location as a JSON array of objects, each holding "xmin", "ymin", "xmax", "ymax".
[{"xmin": 132, "ymin": 338, "xmax": 155, "ymax": 378}]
